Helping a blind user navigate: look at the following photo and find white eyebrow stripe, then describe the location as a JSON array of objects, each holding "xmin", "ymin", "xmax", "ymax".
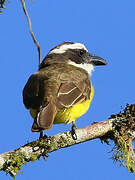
[{"xmin": 49, "ymin": 43, "xmax": 88, "ymax": 54}]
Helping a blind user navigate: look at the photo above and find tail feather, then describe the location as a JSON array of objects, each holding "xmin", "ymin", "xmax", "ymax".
[
  {"xmin": 32, "ymin": 120, "xmax": 40, "ymax": 132},
  {"xmin": 31, "ymin": 102, "xmax": 57, "ymax": 132}
]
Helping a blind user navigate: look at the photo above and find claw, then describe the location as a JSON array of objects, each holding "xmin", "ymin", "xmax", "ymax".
[
  {"xmin": 39, "ymin": 130, "xmax": 43, "ymax": 139},
  {"xmin": 43, "ymin": 134, "xmax": 48, "ymax": 139},
  {"xmin": 71, "ymin": 122, "xmax": 77, "ymax": 140}
]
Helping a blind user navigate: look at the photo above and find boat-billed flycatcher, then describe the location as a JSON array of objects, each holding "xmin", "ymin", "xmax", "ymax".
[{"xmin": 23, "ymin": 42, "xmax": 107, "ymax": 139}]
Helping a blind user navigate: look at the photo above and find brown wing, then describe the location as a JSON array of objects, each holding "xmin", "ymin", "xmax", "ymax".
[
  {"xmin": 23, "ymin": 73, "xmax": 57, "ymax": 131},
  {"xmin": 23, "ymin": 74, "xmax": 42, "ymax": 109},
  {"xmin": 56, "ymin": 80, "xmax": 91, "ymax": 110}
]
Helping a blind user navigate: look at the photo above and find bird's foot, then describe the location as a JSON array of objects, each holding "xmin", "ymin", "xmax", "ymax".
[
  {"xmin": 43, "ymin": 134, "xmax": 48, "ymax": 139},
  {"xmin": 39, "ymin": 131, "xmax": 43, "ymax": 139},
  {"xmin": 71, "ymin": 122, "xmax": 77, "ymax": 140},
  {"xmin": 39, "ymin": 131, "xmax": 48, "ymax": 140}
]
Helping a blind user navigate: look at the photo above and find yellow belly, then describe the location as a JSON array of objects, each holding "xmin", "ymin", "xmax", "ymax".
[{"xmin": 54, "ymin": 85, "xmax": 94, "ymax": 124}]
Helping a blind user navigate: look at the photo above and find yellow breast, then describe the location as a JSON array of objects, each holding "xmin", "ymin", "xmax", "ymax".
[{"xmin": 54, "ymin": 85, "xmax": 94, "ymax": 124}]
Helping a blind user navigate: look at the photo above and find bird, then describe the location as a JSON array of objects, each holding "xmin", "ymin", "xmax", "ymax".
[{"xmin": 23, "ymin": 42, "xmax": 107, "ymax": 139}]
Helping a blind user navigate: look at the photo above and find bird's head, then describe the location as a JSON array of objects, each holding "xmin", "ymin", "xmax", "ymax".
[{"xmin": 40, "ymin": 42, "xmax": 107, "ymax": 75}]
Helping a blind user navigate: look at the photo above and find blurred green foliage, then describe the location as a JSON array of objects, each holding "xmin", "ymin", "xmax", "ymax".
[{"xmin": 0, "ymin": 0, "xmax": 7, "ymax": 13}]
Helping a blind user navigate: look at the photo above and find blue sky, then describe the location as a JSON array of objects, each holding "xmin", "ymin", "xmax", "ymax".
[{"xmin": 0, "ymin": 0, "xmax": 135, "ymax": 179}]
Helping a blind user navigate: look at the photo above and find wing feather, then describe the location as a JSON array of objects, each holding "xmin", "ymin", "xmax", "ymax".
[
  {"xmin": 23, "ymin": 74, "xmax": 41, "ymax": 109},
  {"xmin": 57, "ymin": 80, "xmax": 91, "ymax": 109},
  {"xmin": 23, "ymin": 73, "xmax": 57, "ymax": 131}
]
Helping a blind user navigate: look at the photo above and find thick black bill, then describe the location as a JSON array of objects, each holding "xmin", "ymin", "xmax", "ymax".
[{"xmin": 89, "ymin": 54, "xmax": 107, "ymax": 66}]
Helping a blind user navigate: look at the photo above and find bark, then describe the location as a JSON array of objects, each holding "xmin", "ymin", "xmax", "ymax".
[
  {"xmin": 0, "ymin": 119, "xmax": 113, "ymax": 177},
  {"xmin": 1, "ymin": 104, "xmax": 135, "ymax": 178}
]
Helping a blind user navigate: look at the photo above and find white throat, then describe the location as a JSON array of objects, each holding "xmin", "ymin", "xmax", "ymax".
[{"xmin": 68, "ymin": 61, "xmax": 94, "ymax": 76}]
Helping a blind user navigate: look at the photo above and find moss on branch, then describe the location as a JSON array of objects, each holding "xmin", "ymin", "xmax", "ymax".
[
  {"xmin": 0, "ymin": 104, "xmax": 135, "ymax": 178},
  {"xmin": 101, "ymin": 104, "xmax": 135, "ymax": 173}
]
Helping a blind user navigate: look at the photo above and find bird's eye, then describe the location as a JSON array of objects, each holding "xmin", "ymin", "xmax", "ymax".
[{"xmin": 79, "ymin": 50, "xmax": 85, "ymax": 56}]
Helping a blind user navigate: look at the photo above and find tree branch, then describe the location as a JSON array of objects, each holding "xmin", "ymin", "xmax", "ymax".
[
  {"xmin": 20, "ymin": 0, "xmax": 41, "ymax": 66},
  {"xmin": 0, "ymin": 119, "xmax": 113, "ymax": 177},
  {"xmin": 0, "ymin": 104, "xmax": 135, "ymax": 178}
]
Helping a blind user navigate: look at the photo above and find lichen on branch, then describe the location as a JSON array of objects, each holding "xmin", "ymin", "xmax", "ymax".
[
  {"xmin": 0, "ymin": 120, "xmax": 112, "ymax": 178},
  {"xmin": 0, "ymin": 104, "xmax": 135, "ymax": 178},
  {"xmin": 101, "ymin": 104, "xmax": 135, "ymax": 173},
  {"xmin": 110, "ymin": 104, "xmax": 135, "ymax": 172}
]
